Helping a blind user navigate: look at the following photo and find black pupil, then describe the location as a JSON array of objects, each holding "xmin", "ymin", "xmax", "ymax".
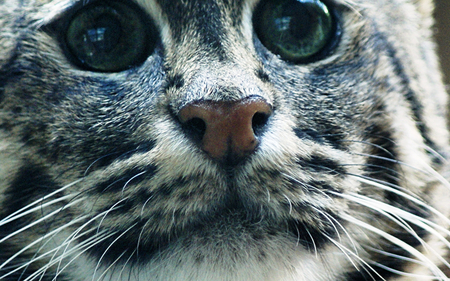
[
  {"xmin": 85, "ymin": 14, "xmax": 121, "ymax": 54},
  {"xmin": 284, "ymin": 3, "xmax": 313, "ymax": 39}
]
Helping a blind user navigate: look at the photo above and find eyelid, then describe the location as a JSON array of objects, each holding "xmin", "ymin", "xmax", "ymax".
[
  {"xmin": 35, "ymin": 0, "xmax": 149, "ymax": 29},
  {"xmin": 32, "ymin": 0, "xmax": 80, "ymax": 29}
]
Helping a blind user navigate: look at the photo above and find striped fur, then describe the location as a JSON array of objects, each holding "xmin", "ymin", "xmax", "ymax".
[{"xmin": 0, "ymin": 0, "xmax": 449, "ymax": 280}]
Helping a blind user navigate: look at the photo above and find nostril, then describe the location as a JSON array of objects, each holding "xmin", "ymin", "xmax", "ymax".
[
  {"xmin": 182, "ymin": 117, "xmax": 207, "ymax": 142},
  {"xmin": 252, "ymin": 111, "xmax": 270, "ymax": 136}
]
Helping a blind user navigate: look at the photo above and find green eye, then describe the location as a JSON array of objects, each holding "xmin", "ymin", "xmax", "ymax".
[
  {"xmin": 253, "ymin": 0, "xmax": 339, "ymax": 63},
  {"xmin": 64, "ymin": 0, "xmax": 157, "ymax": 72}
]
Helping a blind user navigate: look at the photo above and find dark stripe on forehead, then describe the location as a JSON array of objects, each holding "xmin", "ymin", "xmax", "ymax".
[{"xmin": 156, "ymin": 0, "xmax": 229, "ymax": 60}]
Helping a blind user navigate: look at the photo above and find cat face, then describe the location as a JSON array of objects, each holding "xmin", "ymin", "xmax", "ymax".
[{"xmin": 0, "ymin": 0, "xmax": 449, "ymax": 280}]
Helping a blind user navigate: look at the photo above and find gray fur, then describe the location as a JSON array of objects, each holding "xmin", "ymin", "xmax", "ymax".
[{"xmin": 0, "ymin": 0, "xmax": 449, "ymax": 280}]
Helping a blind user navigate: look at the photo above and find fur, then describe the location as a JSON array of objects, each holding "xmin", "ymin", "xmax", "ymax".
[{"xmin": 0, "ymin": 0, "xmax": 449, "ymax": 280}]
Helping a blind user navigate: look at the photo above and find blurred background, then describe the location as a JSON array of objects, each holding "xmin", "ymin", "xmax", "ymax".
[{"xmin": 435, "ymin": 0, "xmax": 449, "ymax": 86}]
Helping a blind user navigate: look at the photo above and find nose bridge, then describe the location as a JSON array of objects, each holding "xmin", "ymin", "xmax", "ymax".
[
  {"xmin": 160, "ymin": 0, "xmax": 229, "ymax": 63},
  {"xmin": 158, "ymin": 0, "xmax": 270, "ymax": 108},
  {"xmin": 192, "ymin": 67, "xmax": 268, "ymax": 100},
  {"xmin": 164, "ymin": 64, "xmax": 272, "ymax": 118}
]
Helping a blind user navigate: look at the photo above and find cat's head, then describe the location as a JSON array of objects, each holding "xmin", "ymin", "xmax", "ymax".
[{"xmin": 0, "ymin": 0, "xmax": 449, "ymax": 280}]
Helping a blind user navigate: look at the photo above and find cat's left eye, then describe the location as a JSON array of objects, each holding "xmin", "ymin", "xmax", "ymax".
[
  {"xmin": 253, "ymin": 0, "xmax": 340, "ymax": 64},
  {"xmin": 58, "ymin": 0, "xmax": 158, "ymax": 72}
]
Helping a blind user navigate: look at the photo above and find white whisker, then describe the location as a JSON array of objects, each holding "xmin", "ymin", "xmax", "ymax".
[
  {"xmin": 423, "ymin": 145, "xmax": 448, "ymax": 165},
  {"xmin": 0, "ymin": 215, "xmax": 88, "ymax": 272},
  {"xmin": 336, "ymin": 191, "xmax": 450, "ymax": 269},
  {"xmin": 51, "ymin": 231, "xmax": 117, "ymax": 281},
  {"xmin": 117, "ymin": 249, "xmax": 137, "ymax": 281},
  {"xmin": 122, "ymin": 171, "xmax": 146, "ymax": 194},
  {"xmin": 367, "ymin": 247, "xmax": 426, "ymax": 266},
  {"xmin": 283, "ymin": 194, "xmax": 293, "ymax": 215},
  {"xmin": 304, "ymin": 228, "xmax": 318, "ymax": 257},
  {"xmin": 25, "ymin": 230, "xmax": 114, "ymax": 281},
  {"xmin": 0, "ymin": 194, "xmax": 75, "ymax": 227},
  {"xmin": 326, "ymin": 235, "xmax": 385, "ymax": 281},
  {"xmin": 43, "ymin": 229, "xmax": 107, "ymax": 281},
  {"xmin": 351, "ymin": 175, "xmax": 450, "ymax": 226},
  {"xmin": 51, "ymin": 200, "xmax": 129, "ymax": 274},
  {"xmin": 140, "ymin": 194, "xmax": 155, "ymax": 216},
  {"xmin": 0, "ymin": 199, "xmax": 83, "ymax": 244},
  {"xmin": 0, "ymin": 179, "xmax": 82, "ymax": 226},
  {"xmin": 341, "ymin": 214, "xmax": 448, "ymax": 280},
  {"xmin": 95, "ymin": 250, "xmax": 127, "ymax": 281},
  {"xmin": 312, "ymin": 206, "xmax": 359, "ymax": 255},
  {"xmin": 92, "ymin": 223, "xmax": 139, "ymax": 281},
  {"xmin": 282, "ymin": 172, "xmax": 334, "ymax": 200},
  {"xmin": 0, "ymin": 226, "xmax": 103, "ymax": 281},
  {"xmin": 96, "ymin": 198, "xmax": 130, "ymax": 233},
  {"xmin": 353, "ymin": 149, "xmax": 450, "ymax": 192},
  {"xmin": 372, "ymin": 262, "xmax": 443, "ymax": 280},
  {"xmin": 422, "ymin": 163, "xmax": 450, "ymax": 190}
]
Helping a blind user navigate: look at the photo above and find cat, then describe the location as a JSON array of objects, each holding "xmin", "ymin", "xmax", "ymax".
[{"xmin": 1, "ymin": 0, "xmax": 450, "ymax": 280}]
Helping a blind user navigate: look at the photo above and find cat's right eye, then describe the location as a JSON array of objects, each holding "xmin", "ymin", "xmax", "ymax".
[{"xmin": 59, "ymin": 0, "xmax": 157, "ymax": 72}]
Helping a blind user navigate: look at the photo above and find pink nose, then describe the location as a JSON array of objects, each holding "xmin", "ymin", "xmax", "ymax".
[{"xmin": 178, "ymin": 97, "xmax": 272, "ymax": 164}]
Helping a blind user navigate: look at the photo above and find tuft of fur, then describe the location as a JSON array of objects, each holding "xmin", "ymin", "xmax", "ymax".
[{"xmin": 1, "ymin": 0, "xmax": 449, "ymax": 280}]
